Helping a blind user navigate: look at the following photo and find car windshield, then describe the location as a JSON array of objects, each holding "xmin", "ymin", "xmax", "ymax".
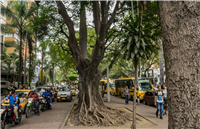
[
  {"xmin": 59, "ymin": 87, "xmax": 70, "ymax": 91},
  {"xmin": 71, "ymin": 87, "xmax": 75, "ymax": 90},
  {"xmin": 139, "ymin": 82, "xmax": 152, "ymax": 91},
  {"xmin": 109, "ymin": 81, "xmax": 115, "ymax": 87},
  {"xmin": 36, "ymin": 88, "xmax": 46, "ymax": 92},
  {"xmin": 15, "ymin": 91, "xmax": 29, "ymax": 98}
]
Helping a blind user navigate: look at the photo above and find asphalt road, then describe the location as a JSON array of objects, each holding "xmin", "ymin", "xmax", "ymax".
[{"xmin": 4, "ymin": 96, "xmax": 76, "ymax": 129}]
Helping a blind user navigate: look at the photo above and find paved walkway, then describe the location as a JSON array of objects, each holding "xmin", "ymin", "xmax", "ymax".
[
  {"xmin": 5, "ymin": 97, "xmax": 75, "ymax": 129},
  {"xmin": 105, "ymin": 95, "xmax": 168, "ymax": 129},
  {"xmin": 65, "ymin": 95, "xmax": 168, "ymax": 129}
]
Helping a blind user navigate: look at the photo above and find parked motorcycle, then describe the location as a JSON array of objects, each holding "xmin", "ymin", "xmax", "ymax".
[
  {"xmin": 40, "ymin": 95, "xmax": 49, "ymax": 112},
  {"xmin": 1, "ymin": 104, "xmax": 22, "ymax": 129},
  {"xmin": 25, "ymin": 98, "xmax": 38, "ymax": 118}
]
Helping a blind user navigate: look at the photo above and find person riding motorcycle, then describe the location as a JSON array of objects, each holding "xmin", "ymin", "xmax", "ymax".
[
  {"xmin": 1, "ymin": 87, "xmax": 19, "ymax": 122},
  {"xmin": 47, "ymin": 88, "xmax": 52, "ymax": 105},
  {"xmin": 42, "ymin": 89, "xmax": 51, "ymax": 110},
  {"xmin": 27, "ymin": 89, "xmax": 40, "ymax": 116}
]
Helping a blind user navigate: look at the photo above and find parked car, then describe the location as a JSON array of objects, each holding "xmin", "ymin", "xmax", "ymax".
[
  {"xmin": 143, "ymin": 90, "xmax": 157, "ymax": 106},
  {"xmin": 57, "ymin": 86, "xmax": 72, "ymax": 102},
  {"xmin": 36, "ymin": 86, "xmax": 55, "ymax": 102}
]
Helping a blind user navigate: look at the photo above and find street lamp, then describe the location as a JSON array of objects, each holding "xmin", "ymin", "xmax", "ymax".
[{"xmin": 103, "ymin": 48, "xmax": 115, "ymax": 102}]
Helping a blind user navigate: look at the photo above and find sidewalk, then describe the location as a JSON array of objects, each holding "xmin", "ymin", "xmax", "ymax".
[
  {"xmin": 65, "ymin": 95, "xmax": 168, "ymax": 129},
  {"xmin": 105, "ymin": 95, "xmax": 168, "ymax": 129}
]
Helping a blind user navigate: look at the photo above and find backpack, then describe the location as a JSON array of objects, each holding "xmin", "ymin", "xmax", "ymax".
[
  {"xmin": 8, "ymin": 94, "xmax": 20, "ymax": 105},
  {"xmin": 156, "ymin": 91, "xmax": 163, "ymax": 100}
]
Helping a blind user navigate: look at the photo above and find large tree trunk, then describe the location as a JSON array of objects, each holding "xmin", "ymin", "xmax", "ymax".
[
  {"xmin": 18, "ymin": 29, "xmax": 23, "ymax": 88},
  {"xmin": 72, "ymin": 61, "xmax": 131, "ymax": 126},
  {"xmin": 158, "ymin": 39, "xmax": 164, "ymax": 85},
  {"xmin": 159, "ymin": 2, "xmax": 200, "ymax": 129},
  {"xmin": 132, "ymin": 58, "xmax": 138, "ymax": 129}
]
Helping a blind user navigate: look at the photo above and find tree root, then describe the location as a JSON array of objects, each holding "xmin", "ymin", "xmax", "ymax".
[{"xmin": 69, "ymin": 103, "xmax": 133, "ymax": 126}]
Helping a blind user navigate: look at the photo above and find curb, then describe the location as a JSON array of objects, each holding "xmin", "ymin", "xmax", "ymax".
[
  {"xmin": 59, "ymin": 98, "xmax": 76, "ymax": 129},
  {"xmin": 125, "ymin": 107, "xmax": 158, "ymax": 126}
]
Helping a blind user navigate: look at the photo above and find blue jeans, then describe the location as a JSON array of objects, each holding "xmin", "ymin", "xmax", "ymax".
[
  {"xmin": 125, "ymin": 95, "xmax": 129, "ymax": 104},
  {"xmin": 47, "ymin": 98, "xmax": 51, "ymax": 109},
  {"xmin": 156, "ymin": 102, "xmax": 163, "ymax": 117},
  {"xmin": 34, "ymin": 101, "xmax": 40, "ymax": 114}
]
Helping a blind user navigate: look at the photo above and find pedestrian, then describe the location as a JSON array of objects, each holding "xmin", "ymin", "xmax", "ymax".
[
  {"xmin": 123, "ymin": 86, "xmax": 130, "ymax": 104},
  {"xmin": 154, "ymin": 86, "xmax": 164, "ymax": 119},
  {"xmin": 162, "ymin": 84, "xmax": 167, "ymax": 116}
]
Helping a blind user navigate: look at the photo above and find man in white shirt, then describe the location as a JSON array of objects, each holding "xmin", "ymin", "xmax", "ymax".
[{"xmin": 162, "ymin": 84, "xmax": 167, "ymax": 116}]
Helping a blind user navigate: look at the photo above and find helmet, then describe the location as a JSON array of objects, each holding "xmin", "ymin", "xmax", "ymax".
[
  {"xmin": 7, "ymin": 87, "xmax": 15, "ymax": 94},
  {"xmin": 31, "ymin": 89, "xmax": 36, "ymax": 93}
]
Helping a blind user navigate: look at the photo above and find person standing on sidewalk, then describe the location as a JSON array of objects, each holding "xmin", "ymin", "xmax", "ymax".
[
  {"xmin": 162, "ymin": 84, "xmax": 167, "ymax": 116},
  {"xmin": 123, "ymin": 86, "xmax": 130, "ymax": 104},
  {"xmin": 154, "ymin": 86, "xmax": 164, "ymax": 119}
]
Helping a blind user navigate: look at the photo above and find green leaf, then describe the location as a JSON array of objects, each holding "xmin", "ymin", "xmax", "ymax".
[
  {"xmin": 131, "ymin": 52, "xmax": 135, "ymax": 59},
  {"xmin": 135, "ymin": 28, "xmax": 139, "ymax": 32},
  {"xmin": 136, "ymin": 41, "xmax": 140, "ymax": 48},
  {"xmin": 134, "ymin": 47, "xmax": 138, "ymax": 54},
  {"xmin": 134, "ymin": 36, "xmax": 138, "ymax": 42},
  {"xmin": 128, "ymin": 37, "xmax": 132, "ymax": 43}
]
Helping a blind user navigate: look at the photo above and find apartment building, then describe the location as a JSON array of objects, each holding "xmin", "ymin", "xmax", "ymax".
[{"xmin": 1, "ymin": 1, "xmax": 36, "ymax": 91}]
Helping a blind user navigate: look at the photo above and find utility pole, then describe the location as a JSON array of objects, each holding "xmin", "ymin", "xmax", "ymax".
[
  {"xmin": 52, "ymin": 64, "xmax": 54, "ymax": 87},
  {"xmin": 107, "ymin": 61, "xmax": 110, "ymax": 102},
  {"xmin": 24, "ymin": 28, "xmax": 28, "ymax": 86}
]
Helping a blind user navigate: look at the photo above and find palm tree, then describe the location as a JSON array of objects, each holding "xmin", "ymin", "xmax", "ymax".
[{"xmin": 1, "ymin": 1, "xmax": 37, "ymax": 87}]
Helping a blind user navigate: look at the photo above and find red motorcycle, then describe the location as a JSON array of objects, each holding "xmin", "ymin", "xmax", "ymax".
[{"xmin": 1, "ymin": 104, "xmax": 22, "ymax": 129}]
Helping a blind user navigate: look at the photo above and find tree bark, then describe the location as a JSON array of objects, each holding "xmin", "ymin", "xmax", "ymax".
[
  {"xmin": 158, "ymin": 39, "xmax": 164, "ymax": 85},
  {"xmin": 18, "ymin": 28, "xmax": 23, "ymax": 88},
  {"xmin": 132, "ymin": 57, "xmax": 138, "ymax": 129},
  {"xmin": 159, "ymin": 1, "xmax": 200, "ymax": 129},
  {"xmin": 79, "ymin": 2, "xmax": 87, "ymax": 59}
]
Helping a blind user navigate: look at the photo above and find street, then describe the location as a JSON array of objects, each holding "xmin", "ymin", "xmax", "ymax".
[{"xmin": 4, "ymin": 97, "xmax": 76, "ymax": 129}]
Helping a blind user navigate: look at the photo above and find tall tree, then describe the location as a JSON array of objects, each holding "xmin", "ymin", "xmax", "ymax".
[
  {"xmin": 159, "ymin": 1, "xmax": 200, "ymax": 128},
  {"xmin": 120, "ymin": 2, "xmax": 160, "ymax": 128},
  {"xmin": 1, "ymin": 1, "xmax": 37, "ymax": 87},
  {"xmin": 56, "ymin": 1, "xmax": 132, "ymax": 126}
]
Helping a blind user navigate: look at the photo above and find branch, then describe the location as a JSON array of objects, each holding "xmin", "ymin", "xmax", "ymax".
[
  {"xmin": 101, "ymin": 1, "xmax": 108, "ymax": 24},
  {"xmin": 79, "ymin": 2, "xmax": 87, "ymax": 58},
  {"xmin": 56, "ymin": 1, "xmax": 82, "ymax": 63},
  {"xmin": 106, "ymin": 1, "xmax": 120, "ymax": 31},
  {"xmin": 56, "ymin": 39, "xmax": 72, "ymax": 55},
  {"xmin": 93, "ymin": 1, "xmax": 101, "ymax": 35},
  {"xmin": 60, "ymin": 23, "xmax": 69, "ymax": 38}
]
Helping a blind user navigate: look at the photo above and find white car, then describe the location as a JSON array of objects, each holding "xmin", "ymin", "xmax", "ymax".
[{"xmin": 57, "ymin": 86, "xmax": 72, "ymax": 102}]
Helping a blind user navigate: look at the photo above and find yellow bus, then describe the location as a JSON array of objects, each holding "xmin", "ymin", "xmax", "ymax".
[
  {"xmin": 99, "ymin": 79, "xmax": 115, "ymax": 94},
  {"xmin": 115, "ymin": 77, "xmax": 153, "ymax": 100}
]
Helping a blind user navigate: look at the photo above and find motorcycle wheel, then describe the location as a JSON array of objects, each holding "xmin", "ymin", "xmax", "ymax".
[
  {"xmin": 26, "ymin": 107, "xmax": 30, "ymax": 118},
  {"xmin": 15, "ymin": 112, "xmax": 22, "ymax": 125},
  {"xmin": 1, "ymin": 120, "xmax": 5, "ymax": 129},
  {"xmin": 34, "ymin": 109, "xmax": 37, "ymax": 114}
]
